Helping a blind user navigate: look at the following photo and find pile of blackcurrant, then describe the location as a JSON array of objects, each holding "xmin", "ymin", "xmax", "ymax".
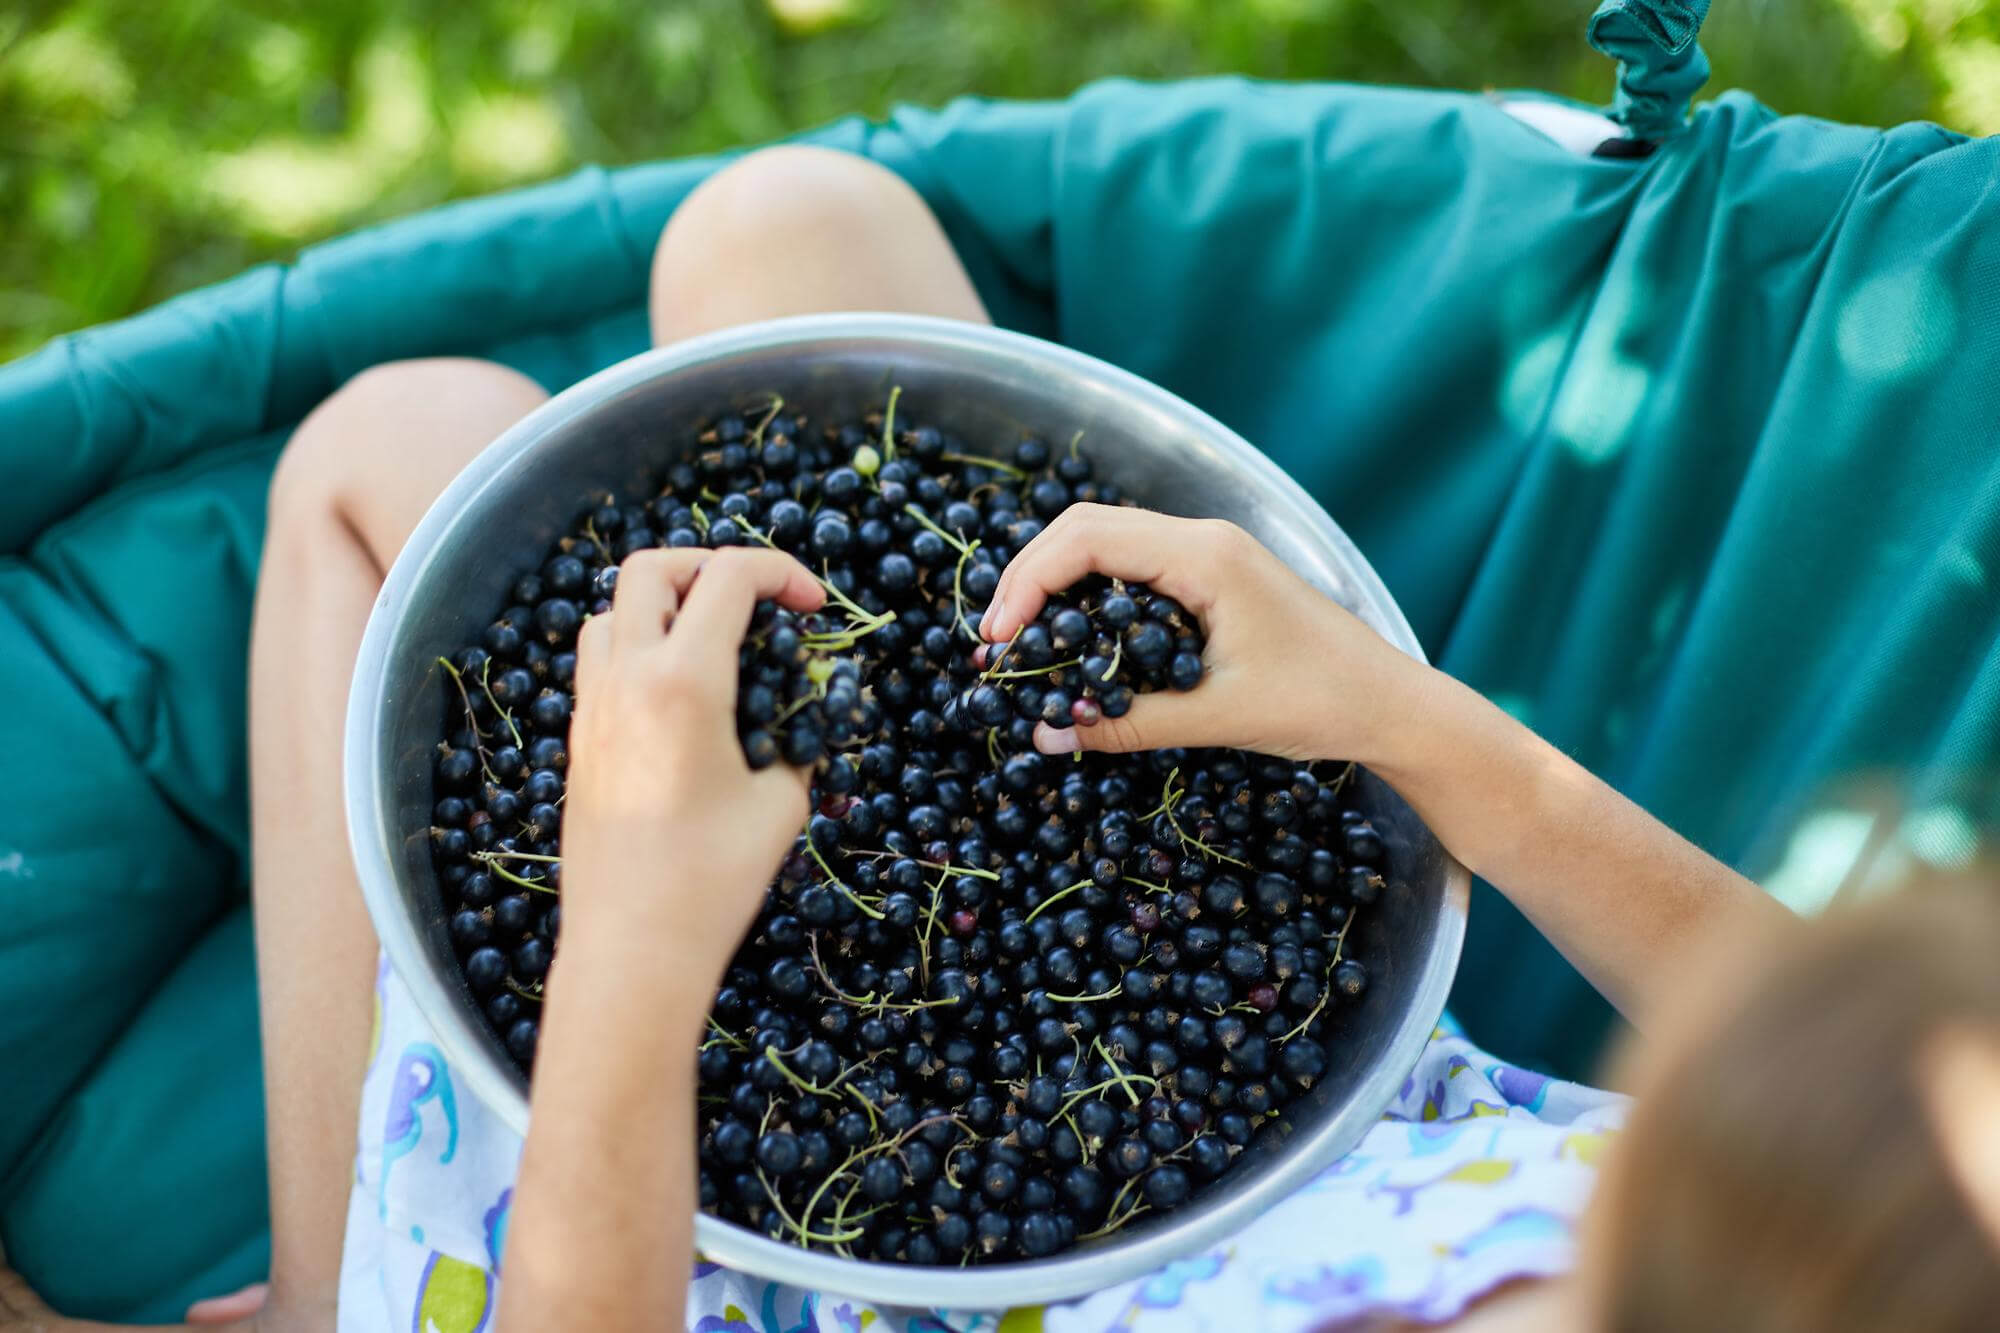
[{"xmin": 427, "ymin": 394, "xmax": 1390, "ymax": 1265}]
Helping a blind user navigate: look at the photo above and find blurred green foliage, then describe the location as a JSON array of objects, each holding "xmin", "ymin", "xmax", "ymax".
[{"xmin": 3, "ymin": 0, "xmax": 1994, "ymax": 361}]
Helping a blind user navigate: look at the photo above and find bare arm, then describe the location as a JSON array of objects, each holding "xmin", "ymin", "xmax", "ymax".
[
  {"xmin": 983, "ymin": 505, "xmax": 1789, "ymax": 1029},
  {"xmin": 497, "ymin": 548, "xmax": 825, "ymax": 1331},
  {"xmin": 1364, "ymin": 664, "xmax": 1788, "ymax": 1022}
]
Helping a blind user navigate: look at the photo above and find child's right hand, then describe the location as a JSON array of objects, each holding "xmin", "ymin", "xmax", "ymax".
[
  {"xmin": 562, "ymin": 547, "xmax": 825, "ymax": 1002},
  {"xmin": 981, "ymin": 504, "xmax": 1428, "ymax": 763}
]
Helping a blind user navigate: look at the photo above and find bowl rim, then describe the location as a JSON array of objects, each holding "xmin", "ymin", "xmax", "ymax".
[{"xmin": 344, "ymin": 311, "xmax": 1468, "ymax": 1308}]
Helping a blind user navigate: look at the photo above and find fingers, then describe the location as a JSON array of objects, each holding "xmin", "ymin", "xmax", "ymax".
[
  {"xmin": 608, "ymin": 549, "xmax": 707, "ymax": 656},
  {"xmin": 1032, "ymin": 687, "xmax": 1225, "ymax": 756},
  {"xmin": 573, "ymin": 609, "xmax": 614, "ymax": 703},
  {"xmin": 982, "ymin": 505, "xmax": 1227, "ymax": 643},
  {"xmin": 187, "ymin": 1282, "xmax": 271, "ymax": 1324},
  {"xmin": 608, "ymin": 547, "xmax": 824, "ymax": 660},
  {"xmin": 749, "ymin": 756, "xmax": 815, "ymax": 809},
  {"xmin": 667, "ymin": 549, "xmax": 826, "ymax": 680}
]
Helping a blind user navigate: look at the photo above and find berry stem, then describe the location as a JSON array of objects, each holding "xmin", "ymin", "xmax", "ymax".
[
  {"xmin": 977, "ymin": 626, "xmax": 1025, "ymax": 683},
  {"xmin": 1078, "ymin": 1175, "xmax": 1149, "ymax": 1241},
  {"xmin": 940, "ymin": 451, "xmax": 1027, "ymax": 480},
  {"xmin": 879, "ymin": 386, "xmax": 901, "ymax": 462},
  {"xmin": 1046, "ymin": 984, "xmax": 1124, "ymax": 1004},
  {"xmin": 1054, "ymin": 1073, "xmax": 1160, "ymax": 1123},
  {"xmin": 1279, "ymin": 912, "xmax": 1356, "ymax": 1045},
  {"xmin": 802, "ymin": 837, "xmax": 887, "ymax": 921},
  {"xmin": 477, "ymin": 660, "xmax": 523, "ymax": 749},
  {"xmin": 848, "ymin": 852, "xmax": 999, "ymax": 881},
  {"xmin": 748, "ymin": 394, "xmax": 785, "ymax": 448},
  {"xmin": 980, "ymin": 657, "xmax": 1084, "ymax": 682},
  {"xmin": 472, "ymin": 854, "xmax": 559, "ymax": 895},
  {"xmin": 762, "ymin": 1168, "xmax": 868, "ymax": 1246},
  {"xmin": 917, "ymin": 867, "xmax": 947, "ymax": 988},
  {"xmin": 901, "ymin": 503, "xmax": 974, "ymax": 557},
  {"xmin": 951, "ymin": 539, "xmax": 983, "ymax": 641},
  {"xmin": 434, "ymin": 657, "xmax": 499, "ymax": 782},
  {"xmin": 1141, "ymin": 766, "xmax": 1250, "ymax": 869},
  {"xmin": 1092, "ymin": 1036, "xmax": 1146, "ymax": 1107},
  {"xmin": 762, "ymin": 1044, "xmax": 844, "ymax": 1096},
  {"xmin": 1024, "ymin": 876, "xmax": 1094, "ymax": 925}
]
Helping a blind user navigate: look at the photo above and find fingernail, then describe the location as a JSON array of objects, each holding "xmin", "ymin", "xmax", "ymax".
[{"xmin": 1035, "ymin": 725, "xmax": 1080, "ymax": 755}]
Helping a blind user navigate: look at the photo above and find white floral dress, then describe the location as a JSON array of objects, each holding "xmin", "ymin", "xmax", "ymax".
[{"xmin": 338, "ymin": 955, "xmax": 1625, "ymax": 1333}]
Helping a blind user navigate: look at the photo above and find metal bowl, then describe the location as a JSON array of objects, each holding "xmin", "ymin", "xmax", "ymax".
[{"xmin": 346, "ymin": 313, "xmax": 1468, "ymax": 1308}]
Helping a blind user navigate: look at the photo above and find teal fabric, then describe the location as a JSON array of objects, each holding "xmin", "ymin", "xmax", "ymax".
[
  {"xmin": 1590, "ymin": 0, "xmax": 1712, "ymax": 140},
  {"xmin": 8, "ymin": 25, "xmax": 2000, "ymax": 1320}
]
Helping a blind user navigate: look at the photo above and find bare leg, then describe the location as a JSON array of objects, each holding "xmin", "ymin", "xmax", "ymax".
[
  {"xmin": 242, "ymin": 148, "xmax": 977, "ymax": 1327},
  {"xmin": 650, "ymin": 145, "xmax": 989, "ymax": 344},
  {"xmin": 248, "ymin": 360, "xmax": 549, "ymax": 1327}
]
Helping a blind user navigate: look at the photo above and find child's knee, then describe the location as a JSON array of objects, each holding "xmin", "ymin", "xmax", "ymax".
[
  {"xmin": 268, "ymin": 357, "xmax": 544, "ymax": 549},
  {"xmin": 649, "ymin": 146, "xmax": 980, "ymax": 340},
  {"xmin": 659, "ymin": 146, "xmax": 925, "ymax": 266}
]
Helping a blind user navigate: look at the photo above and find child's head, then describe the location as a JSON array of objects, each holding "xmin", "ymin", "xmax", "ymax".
[{"xmin": 1579, "ymin": 884, "xmax": 2000, "ymax": 1330}]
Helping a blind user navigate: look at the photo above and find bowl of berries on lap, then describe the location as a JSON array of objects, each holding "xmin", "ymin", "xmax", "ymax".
[{"xmin": 346, "ymin": 313, "xmax": 1469, "ymax": 1307}]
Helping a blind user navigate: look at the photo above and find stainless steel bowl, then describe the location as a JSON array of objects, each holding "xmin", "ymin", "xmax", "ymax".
[{"xmin": 346, "ymin": 313, "xmax": 1468, "ymax": 1308}]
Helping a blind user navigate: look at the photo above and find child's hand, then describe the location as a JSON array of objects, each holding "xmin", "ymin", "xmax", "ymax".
[
  {"xmin": 560, "ymin": 548, "xmax": 825, "ymax": 994},
  {"xmin": 980, "ymin": 505, "xmax": 1423, "ymax": 763}
]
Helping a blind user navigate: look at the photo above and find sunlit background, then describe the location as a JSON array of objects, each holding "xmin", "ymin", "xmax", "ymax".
[{"xmin": 4, "ymin": 0, "xmax": 1997, "ymax": 362}]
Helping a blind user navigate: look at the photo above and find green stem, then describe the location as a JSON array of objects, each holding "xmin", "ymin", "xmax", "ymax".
[
  {"xmin": 1079, "ymin": 1176, "xmax": 1148, "ymax": 1241},
  {"xmin": 1025, "ymin": 877, "xmax": 1094, "ymax": 925},
  {"xmin": 978, "ymin": 626, "xmax": 1026, "ymax": 683},
  {"xmin": 902, "ymin": 503, "xmax": 973, "ymax": 557},
  {"xmin": 939, "ymin": 451, "xmax": 1027, "ymax": 480},
  {"xmin": 1093, "ymin": 1036, "xmax": 1146, "ymax": 1107},
  {"xmin": 981, "ymin": 657, "xmax": 1084, "ymax": 682},
  {"xmin": 748, "ymin": 394, "xmax": 785, "ymax": 448},
  {"xmin": 1279, "ymin": 914, "xmax": 1354, "ymax": 1044},
  {"xmin": 435, "ymin": 657, "xmax": 499, "ymax": 782},
  {"xmin": 473, "ymin": 855, "xmax": 559, "ymax": 895},
  {"xmin": 763, "ymin": 1044, "xmax": 843, "ymax": 1096},
  {"xmin": 478, "ymin": 660, "xmax": 523, "ymax": 748},
  {"xmin": 804, "ymin": 838, "xmax": 886, "ymax": 920},
  {"xmin": 951, "ymin": 539, "xmax": 983, "ymax": 641},
  {"xmin": 1047, "ymin": 984, "xmax": 1123, "ymax": 1004},
  {"xmin": 918, "ymin": 868, "xmax": 946, "ymax": 988},
  {"xmin": 1055, "ymin": 1073, "xmax": 1160, "ymax": 1123},
  {"xmin": 879, "ymin": 386, "xmax": 901, "ymax": 461}
]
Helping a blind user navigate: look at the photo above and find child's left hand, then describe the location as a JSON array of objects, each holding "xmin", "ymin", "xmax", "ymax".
[{"xmin": 559, "ymin": 547, "xmax": 825, "ymax": 1004}]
